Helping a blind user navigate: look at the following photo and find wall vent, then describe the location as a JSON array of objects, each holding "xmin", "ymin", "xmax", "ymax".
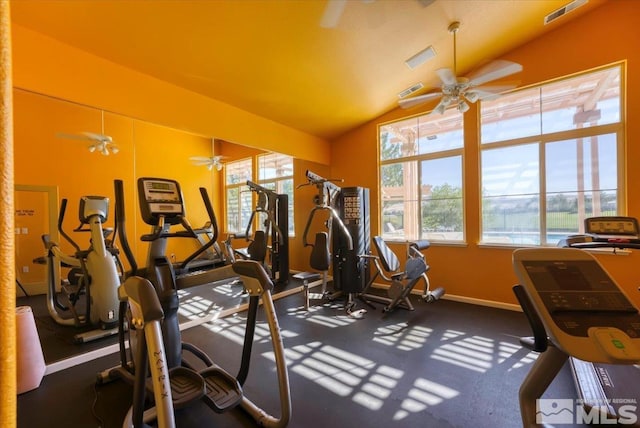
[
  {"xmin": 398, "ymin": 82, "xmax": 424, "ymax": 99},
  {"xmin": 544, "ymin": 0, "xmax": 588, "ymax": 25}
]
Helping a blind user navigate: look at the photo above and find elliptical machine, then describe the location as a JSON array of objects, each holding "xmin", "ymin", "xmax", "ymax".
[
  {"xmin": 38, "ymin": 196, "xmax": 121, "ymax": 343},
  {"xmin": 102, "ymin": 177, "xmax": 291, "ymax": 428}
]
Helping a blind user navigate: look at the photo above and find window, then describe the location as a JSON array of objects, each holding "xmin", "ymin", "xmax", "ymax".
[
  {"xmin": 480, "ymin": 64, "xmax": 624, "ymax": 245},
  {"xmin": 379, "ymin": 108, "xmax": 464, "ymax": 241},
  {"xmin": 258, "ymin": 152, "xmax": 295, "ymax": 236},
  {"xmin": 225, "ymin": 158, "xmax": 253, "ymax": 234}
]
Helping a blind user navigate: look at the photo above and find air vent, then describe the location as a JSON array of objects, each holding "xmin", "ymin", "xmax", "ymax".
[
  {"xmin": 544, "ymin": 0, "xmax": 588, "ymax": 25},
  {"xmin": 398, "ymin": 82, "xmax": 424, "ymax": 99},
  {"xmin": 405, "ymin": 46, "xmax": 437, "ymax": 70}
]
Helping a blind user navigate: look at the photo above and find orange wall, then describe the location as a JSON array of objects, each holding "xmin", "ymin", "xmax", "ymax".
[
  {"xmin": 11, "ymin": 1, "xmax": 640, "ymax": 305},
  {"xmin": 10, "ymin": 24, "xmax": 330, "ymax": 165},
  {"xmin": 331, "ymin": 0, "xmax": 640, "ymax": 307},
  {"xmin": 13, "ymin": 89, "xmax": 217, "ymax": 276}
]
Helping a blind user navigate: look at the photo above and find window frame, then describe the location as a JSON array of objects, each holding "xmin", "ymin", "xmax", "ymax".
[
  {"xmin": 378, "ymin": 109, "xmax": 466, "ymax": 243},
  {"xmin": 479, "ymin": 63, "xmax": 625, "ymax": 246}
]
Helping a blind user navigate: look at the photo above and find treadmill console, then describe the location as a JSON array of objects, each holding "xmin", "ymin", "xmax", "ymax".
[
  {"xmin": 513, "ymin": 248, "xmax": 640, "ymax": 363},
  {"xmin": 138, "ymin": 177, "xmax": 185, "ymax": 226}
]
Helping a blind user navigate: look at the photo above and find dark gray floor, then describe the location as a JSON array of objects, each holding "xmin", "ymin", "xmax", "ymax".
[{"xmin": 17, "ymin": 290, "xmax": 595, "ymax": 428}]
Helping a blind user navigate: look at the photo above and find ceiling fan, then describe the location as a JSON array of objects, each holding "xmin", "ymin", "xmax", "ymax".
[
  {"xmin": 56, "ymin": 111, "xmax": 119, "ymax": 155},
  {"xmin": 190, "ymin": 155, "xmax": 225, "ymax": 171},
  {"xmin": 398, "ymin": 21, "xmax": 523, "ymax": 114}
]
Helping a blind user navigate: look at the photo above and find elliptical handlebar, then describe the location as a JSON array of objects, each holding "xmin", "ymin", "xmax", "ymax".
[
  {"xmin": 114, "ymin": 179, "xmax": 138, "ymax": 276},
  {"xmin": 57, "ymin": 198, "xmax": 82, "ymax": 253},
  {"xmin": 179, "ymin": 187, "xmax": 220, "ymax": 269}
]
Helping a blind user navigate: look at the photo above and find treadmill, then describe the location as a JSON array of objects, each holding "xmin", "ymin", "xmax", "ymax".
[
  {"xmin": 513, "ymin": 246, "xmax": 640, "ymax": 427},
  {"xmin": 558, "ymin": 216, "xmax": 640, "ymax": 421}
]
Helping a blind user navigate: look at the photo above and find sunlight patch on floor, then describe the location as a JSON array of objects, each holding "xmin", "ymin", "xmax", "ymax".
[{"xmin": 372, "ymin": 322, "xmax": 433, "ymax": 351}]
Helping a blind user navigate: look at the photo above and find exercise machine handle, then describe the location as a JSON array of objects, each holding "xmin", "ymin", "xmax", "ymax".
[
  {"xmin": 114, "ymin": 179, "xmax": 138, "ymax": 276},
  {"xmin": 58, "ymin": 198, "xmax": 81, "ymax": 253},
  {"xmin": 179, "ymin": 187, "xmax": 220, "ymax": 269}
]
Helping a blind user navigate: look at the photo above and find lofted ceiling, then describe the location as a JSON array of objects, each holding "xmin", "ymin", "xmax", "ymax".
[{"xmin": 10, "ymin": 0, "xmax": 606, "ymax": 141}]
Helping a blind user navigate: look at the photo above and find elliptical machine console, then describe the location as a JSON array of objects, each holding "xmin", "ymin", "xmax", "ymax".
[
  {"xmin": 138, "ymin": 178, "xmax": 184, "ymax": 225},
  {"xmin": 513, "ymin": 247, "xmax": 640, "ymax": 427}
]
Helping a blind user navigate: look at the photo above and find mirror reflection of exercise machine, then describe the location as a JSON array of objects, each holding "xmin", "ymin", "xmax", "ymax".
[
  {"xmin": 295, "ymin": 170, "xmax": 370, "ymax": 318},
  {"xmin": 225, "ymin": 180, "xmax": 289, "ymax": 285},
  {"xmin": 513, "ymin": 247, "xmax": 640, "ymax": 427},
  {"xmin": 36, "ymin": 196, "xmax": 121, "ymax": 343},
  {"xmin": 102, "ymin": 178, "xmax": 291, "ymax": 428},
  {"xmin": 555, "ymin": 216, "xmax": 640, "ymax": 423}
]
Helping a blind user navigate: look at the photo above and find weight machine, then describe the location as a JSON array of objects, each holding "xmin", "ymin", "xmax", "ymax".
[
  {"xmin": 360, "ymin": 237, "xmax": 445, "ymax": 314},
  {"xmin": 296, "ymin": 170, "xmax": 370, "ymax": 318},
  {"xmin": 225, "ymin": 180, "xmax": 289, "ymax": 284}
]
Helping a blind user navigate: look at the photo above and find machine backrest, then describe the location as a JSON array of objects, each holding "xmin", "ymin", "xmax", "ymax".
[
  {"xmin": 373, "ymin": 236, "xmax": 400, "ymax": 273},
  {"xmin": 247, "ymin": 230, "xmax": 268, "ymax": 262},
  {"xmin": 310, "ymin": 232, "xmax": 330, "ymax": 271}
]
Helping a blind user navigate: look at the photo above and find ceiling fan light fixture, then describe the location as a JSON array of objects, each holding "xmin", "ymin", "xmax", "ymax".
[
  {"xmin": 465, "ymin": 91, "xmax": 480, "ymax": 103},
  {"xmin": 458, "ymin": 100, "xmax": 470, "ymax": 113}
]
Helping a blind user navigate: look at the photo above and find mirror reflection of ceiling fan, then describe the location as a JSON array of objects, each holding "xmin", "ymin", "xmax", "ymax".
[
  {"xmin": 399, "ymin": 21, "xmax": 523, "ymax": 114},
  {"xmin": 190, "ymin": 155, "xmax": 225, "ymax": 171},
  {"xmin": 56, "ymin": 110, "xmax": 119, "ymax": 155},
  {"xmin": 320, "ymin": 0, "xmax": 435, "ymax": 28}
]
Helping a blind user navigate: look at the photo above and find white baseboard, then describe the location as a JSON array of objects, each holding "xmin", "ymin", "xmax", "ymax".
[{"xmin": 369, "ymin": 282, "xmax": 522, "ymax": 312}]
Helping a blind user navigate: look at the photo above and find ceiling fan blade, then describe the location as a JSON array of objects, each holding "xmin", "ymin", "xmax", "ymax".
[
  {"xmin": 320, "ymin": 0, "xmax": 347, "ymax": 28},
  {"xmin": 436, "ymin": 68, "xmax": 457, "ymax": 86},
  {"xmin": 56, "ymin": 132, "xmax": 92, "ymax": 141},
  {"xmin": 468, "ymin": 83, "xmax": 519, "ymax": 100},
  {"xmin": 398, "ymin": 91, "xmax": 442, "ymax": 109},
  {"xmin": 82, "ymin": 131, "xmax": 112, "ymax": 142},
  {"xmin": 189, "ymin": 156, "xmax": 214, "ymax": 162},
  {"xmin": 466, "ymin": 60, "xmax": 523, "ymax": 86}
]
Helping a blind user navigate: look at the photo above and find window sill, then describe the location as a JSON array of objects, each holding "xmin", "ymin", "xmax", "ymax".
[{"xmin": 478, "ymin": 242, "xmax": 631, "ymax": 255}]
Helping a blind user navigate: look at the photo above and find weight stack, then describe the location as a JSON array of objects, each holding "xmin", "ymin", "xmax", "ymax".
[{"xmin": 333, "ymin": 187, "xmax": 370, "ymax": 293}]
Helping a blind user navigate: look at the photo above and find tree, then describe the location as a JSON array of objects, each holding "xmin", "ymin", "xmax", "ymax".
[
  {"xmin": 380, "ymin": 132, "xmax": 403, "ymax": 187},
  {"xmin": 422, "ymin": 183, "xmax": 463, "ymax": 231}
]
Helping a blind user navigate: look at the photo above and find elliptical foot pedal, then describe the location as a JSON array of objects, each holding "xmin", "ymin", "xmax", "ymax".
[
  {"xmin": 200, "ymin": 365, "xmax": 243, "ymax": 413},
  {"xmin": 147, "ymin": 366, "xmax": 205, "ymax": 409}
]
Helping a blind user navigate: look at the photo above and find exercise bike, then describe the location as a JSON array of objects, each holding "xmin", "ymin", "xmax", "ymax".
[
  {"xmin": 38, "ymin": 196, "xmax": 121, "ymax": 343},
  {"xmin": 101, "ymin": 177, "xmax": 291, "ymax": 428}
]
